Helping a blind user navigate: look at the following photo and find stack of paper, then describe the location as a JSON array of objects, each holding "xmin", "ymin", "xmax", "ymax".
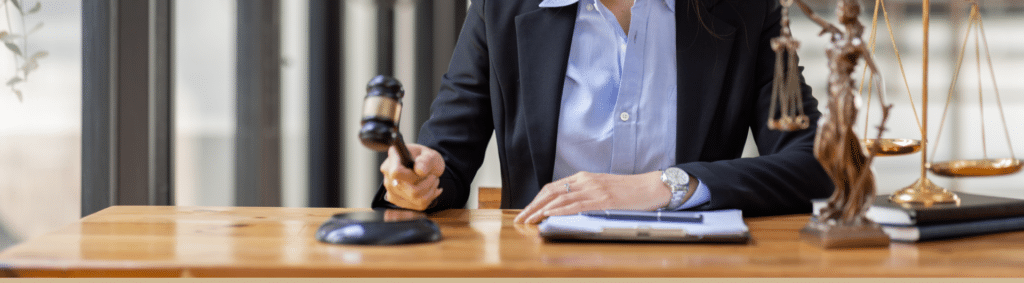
[{"xmin": 538, "ymin": 209, "xmax": 749, "ymax": 243}]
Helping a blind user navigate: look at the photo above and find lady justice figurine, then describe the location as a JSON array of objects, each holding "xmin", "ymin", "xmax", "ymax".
[{"xmin": 770, "ymin": 0, "xmax": 892, "ymax": 248}]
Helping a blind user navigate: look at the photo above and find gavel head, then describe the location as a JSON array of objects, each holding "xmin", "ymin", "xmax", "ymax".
[{"xmin": 359, "ymin": 75, "xmax": 405, "ymax": 152}]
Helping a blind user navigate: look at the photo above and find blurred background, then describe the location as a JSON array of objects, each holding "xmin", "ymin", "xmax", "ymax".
[{"xmin": 2, "ymin": 0, "xmax": 1024, "ymax": 251}]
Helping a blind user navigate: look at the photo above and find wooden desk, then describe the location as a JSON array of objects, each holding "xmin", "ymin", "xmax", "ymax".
[{"xmin": 2, "ymin": 206, "xmax": 1023, "ymax": 277}]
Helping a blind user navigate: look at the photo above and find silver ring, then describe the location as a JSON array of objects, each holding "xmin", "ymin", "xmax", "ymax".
[{"xmin": 564, "ymin": 183, "xmax": 571, "ymax": 193}]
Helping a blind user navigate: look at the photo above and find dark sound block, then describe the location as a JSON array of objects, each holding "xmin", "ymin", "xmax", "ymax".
[
  {"xmin": 316, "ymin": 209, "xmax": 442, "ymax": 245},
  {"xmin": 800, "ymin": 218, "xmax": 890, "ymax": 249}
]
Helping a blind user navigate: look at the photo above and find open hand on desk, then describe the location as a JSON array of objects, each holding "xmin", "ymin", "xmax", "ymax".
[
  {"xmin": 381, "ymin": 143, "xmax": 445, "ymax": 211},
  {"xmin": 514, "ymin": 171, "xmax": 672, "ymax": 224}
]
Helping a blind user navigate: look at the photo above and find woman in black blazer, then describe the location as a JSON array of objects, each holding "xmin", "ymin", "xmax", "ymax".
[{"xmin": 372, "ymin": 0, "xmax": 833, "ymax": 222}]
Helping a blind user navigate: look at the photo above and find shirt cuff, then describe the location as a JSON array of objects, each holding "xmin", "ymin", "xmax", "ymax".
[{"xmin": 674, "ymin": 178, "xmax": 710, "ymax": 210}]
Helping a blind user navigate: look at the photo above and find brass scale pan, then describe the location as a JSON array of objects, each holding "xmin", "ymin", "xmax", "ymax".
[
  {"xmin": 852, "ymin": 1, "xmax": 1024, "ymax": 180},
  {"xmin": 862, "ymin": 139, "xmax": 1023, "ymax": 177}
]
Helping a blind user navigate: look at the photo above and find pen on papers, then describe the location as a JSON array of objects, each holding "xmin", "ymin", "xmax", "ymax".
[{"xmin": 581, "ymin": 210, "xmax": 703, "ymax": 223}]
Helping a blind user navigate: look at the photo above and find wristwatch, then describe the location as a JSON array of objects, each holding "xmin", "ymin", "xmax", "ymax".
[{"xmin": 659, "ymin": 167, "xmax": 693, "ymax": 211}]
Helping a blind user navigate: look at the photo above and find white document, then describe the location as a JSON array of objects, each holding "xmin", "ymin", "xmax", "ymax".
[{"xmin": 538, "ymin": 209, "xmax": 749, "ymax": 242}]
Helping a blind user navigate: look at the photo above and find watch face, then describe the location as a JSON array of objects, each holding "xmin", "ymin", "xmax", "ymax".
[{"xmin": 664, "ymin": 167, "xmax": 689, "ymax": 189}]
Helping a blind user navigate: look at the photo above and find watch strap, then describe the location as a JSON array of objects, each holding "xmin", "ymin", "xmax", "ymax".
[{"xmin": 659, "ymin": 168, "xmax": 696, "ymax": 211}]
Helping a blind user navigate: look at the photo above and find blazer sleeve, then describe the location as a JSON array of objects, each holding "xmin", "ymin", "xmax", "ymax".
[
  {"xmin": 372, "ymin": 0, "xmax": 494, "ymax": 213},
  {"xmin": 677, "ymin": 2, "xmax": 834, "ymax": 216}
]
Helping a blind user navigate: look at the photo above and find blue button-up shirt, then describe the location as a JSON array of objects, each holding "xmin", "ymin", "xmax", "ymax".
[{"xmin": 542, "ymin": 0, "xmax": 709, "ymax": 210}]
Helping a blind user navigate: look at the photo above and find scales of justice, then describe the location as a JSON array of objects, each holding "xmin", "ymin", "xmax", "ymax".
[{"xmin": 769, "ymin": 0, "xmax": 1023, "ymax": 248}]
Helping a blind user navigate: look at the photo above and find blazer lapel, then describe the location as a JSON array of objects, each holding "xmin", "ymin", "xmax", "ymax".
[
  {"xmin": 675, "ymin": 0, "xmax": 736, "ymax": 163},
  {"xmin": 515, "ymin": 4, "xmax": 577, "ymax": 186}
]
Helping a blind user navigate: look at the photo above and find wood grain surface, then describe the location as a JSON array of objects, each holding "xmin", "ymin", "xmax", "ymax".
[
  {"xmin": 477, "ymin": 187, "xmax": 502, "ymax": 209},
  {"xmin": 2, "ymin": 206, "xmax": 1024, "ymax": 277}
]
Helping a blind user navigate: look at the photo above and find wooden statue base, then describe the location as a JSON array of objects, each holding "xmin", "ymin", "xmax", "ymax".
[{"xmin": 799, "ymin": 218, "xmax": 890, "ymax": 249}]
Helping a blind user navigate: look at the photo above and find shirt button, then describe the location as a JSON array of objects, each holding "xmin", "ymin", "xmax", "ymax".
[
  {"xmin": 587, "ymin": 4, "xmax": 595, "ymax": 11},
  {"xmin": 619, "ymin": 112, "xmax": 630, "ymax": 121}
]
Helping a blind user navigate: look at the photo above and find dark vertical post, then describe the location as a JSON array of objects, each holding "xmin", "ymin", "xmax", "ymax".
[
  {"xmin": 236, "ymin": 0, "xmax": 282, "ymax": 207},
  {"xmin": 83, "ymin": 0, "xmax": 175, "ymax": 217},
  {"xmin": 151, "ymin": 1, "xmax": 175, "ymax": 206},
  {"xmin": 376, "ymin": 0, "xmax": 394, "ymax": 77},
  {"xmin": 308, "ymin": 0, "xmax": 344, "ymax": 207},
  {"xmin": 374, "ymin": 0, "xmax": 395, "ymax": 185},
  {"xmin": 82, "ymin": 0, "xmax": 116, "ymax": 217},
  {"xmin": 412, "ymin": 1, "xmax": 467, "ymax": 133},
  {"xmin": 412, "ymin": 0, "xmax": 434, "ymax": 132},
  {"xmin": 116, "ymin": 0, "xmax": 151, "ymax": 206}
]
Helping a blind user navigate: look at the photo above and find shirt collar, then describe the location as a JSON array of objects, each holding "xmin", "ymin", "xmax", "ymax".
[{"xmin": 539, "ymin": 0, "xmax": 675, "ymax": 12}]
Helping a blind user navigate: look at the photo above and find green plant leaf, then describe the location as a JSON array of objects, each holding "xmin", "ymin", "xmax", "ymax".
[
  {"xmin": 30, "ymin": 50, "xmax": 47, "ymax": 60},
  {"xmin": 29, "ymin": 22, "xmax": 43, "ymax": 34},
  {"xmin": 21, "ymin": 60, "xmax": 38, "ymax": 74},
  {"xmin": 0, "ymin": 32, "xmax": 18, "ymax": 44},
  {"xmin": 11, "ymin": 0, "xmax": 23, "ymax": 14},
  {"xmin": 27, "ymin": 2, "xmax": 41, "ymax": 14},
  {"xmin": 6, "ymin": 77, "xmax": 22, "ymax": 87},
  {"xmin": 4, "ymin": 41, "xmax": 21, "ymax": 56}
]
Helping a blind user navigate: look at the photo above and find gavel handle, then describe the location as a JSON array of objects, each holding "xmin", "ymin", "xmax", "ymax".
[{"xmin": 393, "ymin": 132, "xmax": 416, "ymax": 169}]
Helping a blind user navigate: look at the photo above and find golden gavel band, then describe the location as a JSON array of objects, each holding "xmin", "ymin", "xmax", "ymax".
[{"xmin": 359, "ymin": 75, "xmax": 415, "ymax": 168}]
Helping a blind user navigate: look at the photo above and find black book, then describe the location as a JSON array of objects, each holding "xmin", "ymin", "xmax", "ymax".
[
  {"xmin": 811, "ymin": 192, "xmax": 1024, "ymax": 225},
  {"xmin": 881, "ymin": 215, "xmax": 1024, "ymax": 242}
]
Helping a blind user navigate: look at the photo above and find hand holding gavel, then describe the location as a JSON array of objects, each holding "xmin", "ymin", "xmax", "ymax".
[{"xmin": 360, "ymin": 75, "xmax": 445, "ymax": 211}]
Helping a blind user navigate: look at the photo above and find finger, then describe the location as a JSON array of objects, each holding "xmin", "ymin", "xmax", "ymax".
[
  {"xmin": 518, "ymin": 172, "xmax": 593, "ymax": 223},
  {"xmin": 385, "ymin": 147, "xmax": 420, "ymax": 182},
  {"xmin": 384, "ymin": 179, "xmax": 407, "ymax": 201},
  {"xmin": 540, "ymin": 190, "xmax": 588, "ymax": 214},
  {"xmin": 405, "ymin": 143, "xmax": 424, "ymax": 156},
  {"xmin": 429, "ymin": 188, "xmax": 444, "ymax": 206},
  {"xmin": 542, "ymin": 200, "xmax": 602, "ymax": 218},
  {"xmin": 514, "ymin": 183, "xmax": 554, "ymax": 223},
  {"xmin": 384, "ymin": 189, "xmax": 415, "ymax": 209},
  {"xmin": 515, "ymin": 180, "xmax": 572, "ymax": 223},
  {"xmin": 525, "ymin": 192, "xmax": 587, "ymax": 224},
  {"xmin": 414, "ymin": 149, "xmax": 445, "ymax": 177},
  {"xmin": 408, "ymin": 185, "xmax": 442, "ymax": 211},
  {"xmin": 393, "ymin": 175, "xmax": 442, "ymax": 208},
  {"xmin": 392, "ymin": 179, "xmax": 424, "ymax": 205},
  {"xmin": 387, "ymin": 184, "xmax": 434, "ymax": 211},
  {"xmin": 408, "ymin": 175, "xmax": 441, "ymax": 199},
  {"xmin": 524, "ymin": 191, "xmax": 573, "ymax": 223},
  {"xmin": 391, "ymin": 168, "xmax": 419, "ymax": 182},
  {"xmin": 427, "ymin": 179, "xmax": 442, "ymax": 200},
  {"xmin": 381, "ymin": 147, "xmax": 399, "ymax": 174}
]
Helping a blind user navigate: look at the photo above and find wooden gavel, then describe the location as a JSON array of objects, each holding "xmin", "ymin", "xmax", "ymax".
[{"xmin": 359, "ymin": 75, "xmax": 415, "ymax": 168}]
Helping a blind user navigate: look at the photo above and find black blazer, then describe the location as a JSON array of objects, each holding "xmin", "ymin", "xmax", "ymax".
[{"xmin": 373, "ymin": 0, "xmax": 833, "ymax": 216}]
